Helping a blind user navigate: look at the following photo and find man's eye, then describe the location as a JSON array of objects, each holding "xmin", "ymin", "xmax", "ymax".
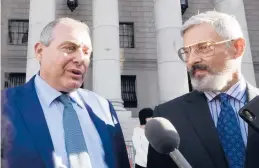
[
  {"xmin": 83, "ymin": 50, "xmax": 88, "ymax": 55},
  {"xmin": 196, "ymin": 44, "xmax": 212, "ymax": 52},
  {"xmin": 82, "ymin": 47, "xmax": 90, "ymax": 55},
  {"xmin": 63, "ymin": 46, "xmax": 76, "ymax": 53},
  {"xmin": 199, "ymin": 45, "xmax": 209, "ymax": 50}
]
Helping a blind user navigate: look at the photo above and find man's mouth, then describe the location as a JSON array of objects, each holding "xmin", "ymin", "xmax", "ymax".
[
  {"xmin": 72, "ymin": 70, "xmax": 82, "ymax": 75},
  {"xmin": 189, "ymin": 69, "xmax": 208, "ymax": 79},
  {"xmin": 67, "ymin": 69, "xmax": 83, "ymax": 77},
  {"xmin": 193, "ymin": 69, "xmax": 207, "ymax": 76},
  {"xmin": 189, "ymin": 64, "xmax": 210, "ymax": 77}
]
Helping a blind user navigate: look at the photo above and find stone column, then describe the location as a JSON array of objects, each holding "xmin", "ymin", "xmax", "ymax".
[
  {"xmin": 26, "ymin": 0, "xmax": 56, "ymax": 81},
  {"xmin": 1, "ymin": 1, "xmax": 4, "ymax": 89},
  {"xmin": 92, "ymin": 0, "xmax": 139, "ymax": 141},
  {"xmin": 92, "ymin": 0, "xmax": 125, "ymax": 111},
  {"xmin": 154, "ymin": 0, "xmax": 189, "ymax": 103},
  {"xmin": 214, "ymin": 0, "xmax": 257, "ymax": 86}
]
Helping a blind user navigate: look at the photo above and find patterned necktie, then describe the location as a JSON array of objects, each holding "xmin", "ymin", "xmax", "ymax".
[
  {"xmin": 58, "ymin": 94, "xmax": 92, "ymax": 168},
  {"xmin": 217, "ymin": 93, "xmax": 245, "ymax": 168}
]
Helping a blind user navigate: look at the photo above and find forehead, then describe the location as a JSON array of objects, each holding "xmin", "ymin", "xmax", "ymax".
[
  {"xmin": 183, "ymin": 23, "xmax": 224, "ymax": 47},
  {"xmin": 51, "ymin": 23, "xmax": 91, "ymax": 47}
]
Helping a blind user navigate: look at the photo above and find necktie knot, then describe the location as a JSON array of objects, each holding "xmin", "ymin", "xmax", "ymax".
[
  {"xmin": 58, "ymin": 94, "xmax": 72, "ymax": 106},
  {"xmin": 218, "ymin": 93, "xmax": 228, "ymax": 103}
]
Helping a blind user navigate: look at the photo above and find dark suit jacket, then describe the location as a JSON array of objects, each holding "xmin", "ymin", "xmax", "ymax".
[
  {"xmin": 1, "ymin": 76, "xmax": 130, "ymax": 168},
  {"xmin": 147, "ymin": 83, "xmax": 259, "ymax": 168}
]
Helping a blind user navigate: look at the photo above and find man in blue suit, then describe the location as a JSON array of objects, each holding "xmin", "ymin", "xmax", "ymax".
[{"xmin": 2, "ymin": 17, "xmax": 130, "ymax": 168}]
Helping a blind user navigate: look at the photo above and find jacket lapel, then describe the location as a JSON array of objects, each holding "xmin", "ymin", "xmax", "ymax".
[
  {"xmin": 183, "ymin": 84, "xmax": 259, "ymax": 168},
  {"xmin": 17, "ymin": 76, "xmax": 55, "ymax": 168},
  {"xmin": 184, "ymin": 91, "xmax": 228, "ymax": 168},
  {"xmin": 77, "ymin": 91, "xmax": 116, "ymax": 168}
]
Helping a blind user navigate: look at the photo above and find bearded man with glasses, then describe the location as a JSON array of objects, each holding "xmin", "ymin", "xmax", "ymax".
[{"xmin": 147, "ymin": 11, "xmax": 259, "ymax": 168}]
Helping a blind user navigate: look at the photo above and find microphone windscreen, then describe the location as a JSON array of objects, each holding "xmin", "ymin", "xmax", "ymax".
[{"xmin": 145, "ymin": 117, "xmax": 180, "ymax": 154}]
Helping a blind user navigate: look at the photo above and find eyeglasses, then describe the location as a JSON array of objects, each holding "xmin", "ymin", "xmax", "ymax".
[{"xmin": 178, "ymin": 39, "xmax": 234, "ymax": 62}]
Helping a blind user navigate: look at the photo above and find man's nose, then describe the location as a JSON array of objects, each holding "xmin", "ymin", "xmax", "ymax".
[
  {"xmin": 187, "ymin": 50, "xmax": 201, "ymax": 64},
  {"xmin": 73, "ymin": 49, "xmax": 88, "ymax": 65}
]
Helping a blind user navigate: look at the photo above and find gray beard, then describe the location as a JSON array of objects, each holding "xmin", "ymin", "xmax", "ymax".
[{"xmin": 190, "ymin": 70, "xmax": 234, "ymax": 92}]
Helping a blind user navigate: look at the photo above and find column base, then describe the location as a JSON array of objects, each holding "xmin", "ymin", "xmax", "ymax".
[
  {"xmin": 110, "ymin": 99, "xmax": 127, "ymax": 112},
  {"xmin": 116, "ymin": 110, "xmax": 139, "ymax": 141},
  {"xmin": 110, "ymin": 99, "xmax": 139, "ymax": 141}
]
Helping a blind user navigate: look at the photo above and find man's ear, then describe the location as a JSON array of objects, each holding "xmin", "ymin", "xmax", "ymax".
[
  {"xmin": 34, "ymin": 42, "xmax": 45, "ymax": 63},
  {"xmin": 233, "ymin": 38, "xmax": 246, "ymax": 59}
]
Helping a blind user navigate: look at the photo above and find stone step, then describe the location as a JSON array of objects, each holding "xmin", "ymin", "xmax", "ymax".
[{"xmin": 116, "ymin": 111, "xmax": 139, "ymax": 141}]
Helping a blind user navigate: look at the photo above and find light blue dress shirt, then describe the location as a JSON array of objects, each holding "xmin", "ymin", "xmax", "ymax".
[
  {"xmin": 204, "ymin": 78, "xmax": 248, "ymax": 146},
  {"xmin": 34, "ymin": 74, "xmax": 108, "ymax": 168}
]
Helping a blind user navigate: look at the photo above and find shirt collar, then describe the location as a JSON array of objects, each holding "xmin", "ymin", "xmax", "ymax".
[
  {"xmin": 69, "ymin": 90, "xmax": 85, "ymax": 108},
  {"xmin": 204, "ymin": 77, "xmax": 247, "ymax": 103},
  {"xmin": 34, "ymin": 74, "xmax": 84, "ymax": 108}
]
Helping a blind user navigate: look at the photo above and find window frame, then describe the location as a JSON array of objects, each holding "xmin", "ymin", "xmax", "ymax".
[
  {"xmin": 121, "ymin": 75, "xmax": 138, "ymax": 108},
  {"xmin": 8, "ymin": 19, "xmax": 29, "ymax": 46},
  {"xmin": 119, "ymin": 22, "xmax": 135, "ymax": 48}
]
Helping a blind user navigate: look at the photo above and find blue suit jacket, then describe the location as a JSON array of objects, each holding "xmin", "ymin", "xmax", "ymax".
[{"xmin": 1, "ymin": 76, "xmax": 130, "ymax": 168}]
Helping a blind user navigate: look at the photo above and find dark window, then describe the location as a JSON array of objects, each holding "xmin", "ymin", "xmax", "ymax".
[
  {"xmin": 119, "ymin": 22, "xmax": 134, "ymax": 48},
  {"xmin": 121, "ymin": 75, "xmax": 137, "ymax": 108},
  {"xmin": 4, "ymin": 73, "xmax": 26, "ymax": 88},
  {"xmin": 8, "ymin": 20, "xmax": 29, "ymax": 45},
  {"xmin": 180, "ymin": 0, "xmax": 188, "ymax": 15}
]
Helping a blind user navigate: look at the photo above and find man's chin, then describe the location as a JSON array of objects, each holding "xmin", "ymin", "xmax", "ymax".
[
  {"xmin": 190, "ymin": 74, "xmax": 228, "ymax": 92},
  {"xmin": 66, "ymin": 81, "xmax": 83, "ymax": 90}
]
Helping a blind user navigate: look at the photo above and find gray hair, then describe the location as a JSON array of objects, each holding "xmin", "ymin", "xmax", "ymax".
[
  {"xmin": 40, "ymin": 17, "xmax": 90, "ymax": 46},
  {"xmin": 181, "ymin": 11, "xmax": 243, "ymax": 40}
]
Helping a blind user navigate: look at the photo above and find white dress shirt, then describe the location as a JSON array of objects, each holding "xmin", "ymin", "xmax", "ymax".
[
  {"xmin": 34, "ymin": 74, "xmax": 108, "ymax": 168},
  {"xmin": 132, "ymin": 126, "xmax": 149, "ymax": 167}
]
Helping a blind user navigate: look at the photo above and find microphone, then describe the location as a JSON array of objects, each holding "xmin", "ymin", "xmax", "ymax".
[
  {"xmin": 239, "ymin": 96, "xmax": 259, "ymax": 134},
  {"xmin": 145, "ymin": 117, "xmax": 192, "ymax": 168}
]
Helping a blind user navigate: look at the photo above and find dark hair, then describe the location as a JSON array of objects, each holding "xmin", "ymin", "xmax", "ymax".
[{"xmin": 138, "ymin": 108, "xmax": 153, "ymax": 125}]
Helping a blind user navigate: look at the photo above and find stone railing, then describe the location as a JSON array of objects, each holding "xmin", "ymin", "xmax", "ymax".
[{"xmin": 125, "ymin": 141, "xmax": 136, "ymax": 168}]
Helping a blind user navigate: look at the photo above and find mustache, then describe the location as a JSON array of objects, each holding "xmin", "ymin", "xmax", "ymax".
[{"xmin": 189, "ymin": 64, "xmax": 210, "ymax": 76}]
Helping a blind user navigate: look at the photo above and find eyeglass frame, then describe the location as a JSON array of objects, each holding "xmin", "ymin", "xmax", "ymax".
[{"xmin": 177, "ymin": 39, "xmax": 235, "ymax": 62}]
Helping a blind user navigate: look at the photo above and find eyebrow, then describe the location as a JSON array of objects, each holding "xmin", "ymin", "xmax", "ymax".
[
  {"xmin": 58, "ymin": 40, "xmax": 92, "ymax": 52},
  {"xmin": 185, "ymin": 41, "xmax": 209, "ymax": 48},
  {"xmin": 58, "ymin": 41, "xmax": 81, "ymax": 48}
]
